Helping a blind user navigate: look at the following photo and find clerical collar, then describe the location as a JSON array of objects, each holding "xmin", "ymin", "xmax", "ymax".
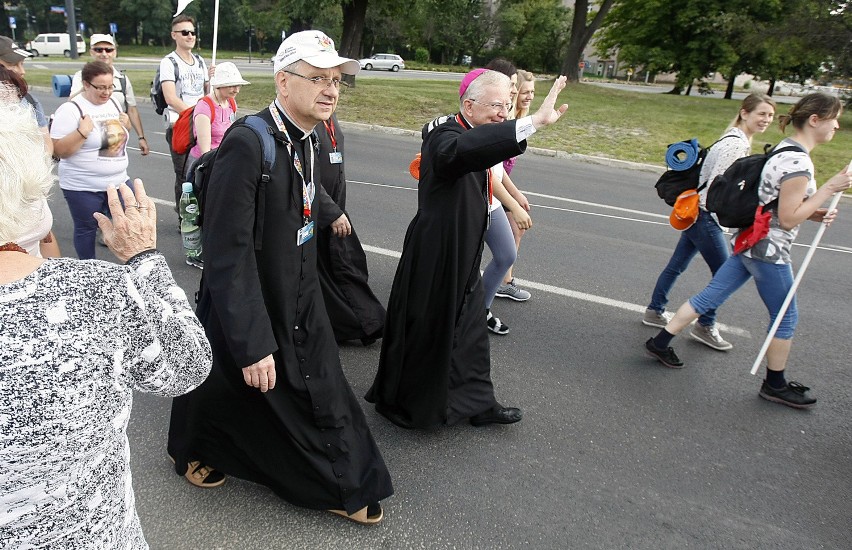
[
  {"xmin": 274, "ymin": 99, "xmax": 313, "ymax": 141},
  {"xmin": 458, "ymin": 113, "xmax": 474, "ymax": 129}
]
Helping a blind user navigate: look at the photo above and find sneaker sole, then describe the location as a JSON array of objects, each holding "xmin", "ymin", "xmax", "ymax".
[
  {"xmin": 488, "ymin": 327, "xmax": 510, "ymax": 335},
  {"xmin": 641, "ymin": 319, "xmax": 669, "ymax": 329},
  {"xmin": 495, "ymin": 292, "xmax": 530, "ymax": 302},
  {"xmin": 645, "ymin": 349, "xmax": 684, "ymax": 369},
  {"xmin": 688, "ymin": 331, "xmax": 733, "ymax": 351},
  {"xmin": 758, "ymin": 391, "xmax": 815, "ymax": 409}
]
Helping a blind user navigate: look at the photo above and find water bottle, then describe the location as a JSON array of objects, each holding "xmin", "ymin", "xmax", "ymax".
[{"xmin": 179, "ymin": 182, "xmax": 202, "ymax": 268}]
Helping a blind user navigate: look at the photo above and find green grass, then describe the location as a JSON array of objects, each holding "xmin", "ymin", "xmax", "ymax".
[{"xmin": 25, "ymin": 67, "xmax": 852, "ymax": 177}]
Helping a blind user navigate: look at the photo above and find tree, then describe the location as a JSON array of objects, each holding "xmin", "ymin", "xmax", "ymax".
[
  {"xmin": 561, "ymin": 0, "xmax": 616, "ymax": 81},
  {"xmin": 494, "ymin": 0, "xmax": 571, "ymax": 72},
  {"xmin": 339, "ymin": 0, "xmax": 368, "ymax": 59}
]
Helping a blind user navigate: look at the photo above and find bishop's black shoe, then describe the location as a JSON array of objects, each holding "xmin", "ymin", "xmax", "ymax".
[{"xmin": 469, "ymin": 404, "xmax": 522, "ymax": 427}]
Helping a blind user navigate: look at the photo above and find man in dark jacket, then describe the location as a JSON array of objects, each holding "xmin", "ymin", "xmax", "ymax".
[
  {"xmin": 167, "ymin": 30, "xmax": 392, "ymax": 526},
  {"xmin": 366, "ymin": 69, "xmax": 568, "ymax": 429}
]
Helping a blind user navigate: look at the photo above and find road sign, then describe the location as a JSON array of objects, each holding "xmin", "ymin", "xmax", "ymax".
[
  {"xmin": 109, "ymin": 22, "xmax": 118, "ymax": 35},
  {"xmin": 579, "ymin": 61, "xmax": 585, "ymax": 69},
  {"xmin": 9, "ymin": 16, "xmax": 16, "ymax": 29}
]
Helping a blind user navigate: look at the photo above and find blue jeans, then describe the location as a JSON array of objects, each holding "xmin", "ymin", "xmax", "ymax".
[
  {"xmin": 62, "ymin": 181, "xmax": 133, "ymax": 260},
  {"xmin": 689, "ymin": 254, "xmax": 797, "ymax": 339},
  {"xmin": 648, "ymin": 209, "xmax": 729, "ymax": 327}
]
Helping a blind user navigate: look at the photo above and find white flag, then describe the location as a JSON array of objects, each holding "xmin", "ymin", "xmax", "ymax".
[{"xmin": 174, "ymin": 0, "xmax": 195, "ymax": 16}]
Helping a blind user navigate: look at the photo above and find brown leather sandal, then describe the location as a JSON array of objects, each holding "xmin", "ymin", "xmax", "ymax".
[
  {"xmin": 328, "ymin": 504, "xmax": 383, "ymax": 525},
  {"xmin": 168, "ymin": 455, "xmax": 225, "ymax": 488}
]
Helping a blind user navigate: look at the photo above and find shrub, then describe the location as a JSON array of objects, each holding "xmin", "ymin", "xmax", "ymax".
[{"xmin": 415, "ymin": 47, "xmax": 429, "ymax": 64}]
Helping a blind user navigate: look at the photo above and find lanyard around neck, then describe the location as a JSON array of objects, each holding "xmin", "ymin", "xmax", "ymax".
[
  {"xmin": 323, "ymin": 119, "xmax": 338, "ymax": 151},
  {"xmin": 269, "ymin": 100, "xmax": 315, "ymax": 220}
]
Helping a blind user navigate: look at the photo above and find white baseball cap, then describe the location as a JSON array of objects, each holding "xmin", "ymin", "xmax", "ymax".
[
  {"xmin": 89, "ymin": 34, "xmax": 116, "ymax": 47},
  {"xmin": 210, "ymin": 62, "xmax": 250, "ymax": 87},
  {"xmin": 273, "ymin": 30, "xmax": 360, "ymax": 76}
]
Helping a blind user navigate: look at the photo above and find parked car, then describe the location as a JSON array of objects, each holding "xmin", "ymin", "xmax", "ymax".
[
  {"xmin": 358, "ymin": 54, "xmax": 405, "ymax": 72},
  {"xmin": 25, "ymin": 33, "xmax": 86, "ymax": 57}
]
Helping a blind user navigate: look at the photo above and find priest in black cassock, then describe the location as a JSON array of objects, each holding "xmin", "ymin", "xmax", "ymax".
[
  {"xmin": 315, "ymin": 112, "xmax": 386, "ymax": 345},
  {"xmin": 365, "ymin": 69, "xmax": 569, "ymax": 429},
  {"xmin": 167, "ymin": 30, "xmax": 392, "ymax": 526}
]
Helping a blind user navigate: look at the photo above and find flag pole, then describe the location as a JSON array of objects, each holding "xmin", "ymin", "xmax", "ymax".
[
  {"xmin": 749, "ymin": 191, "xmax": 845, "ymax": 375},
  {"xmin": 211, "ymin": 0, "xmax": 220, "ymax": 65}
]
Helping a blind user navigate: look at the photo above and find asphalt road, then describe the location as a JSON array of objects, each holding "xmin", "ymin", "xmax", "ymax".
[{"xmin": 34, "ymin": 92, "xmax": 852, "ymax": 550}]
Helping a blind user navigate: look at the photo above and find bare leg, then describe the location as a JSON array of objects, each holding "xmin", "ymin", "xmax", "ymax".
[
  {"xmin": 765, "ymin": 337, "xmax": 792, "ymax": 373},
  {"xmin": 665, "ymin": 301, "xmax": 701, "ymax": 335}
]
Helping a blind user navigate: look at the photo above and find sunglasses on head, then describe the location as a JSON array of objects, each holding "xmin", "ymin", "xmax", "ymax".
[
  {"xmin": 93, "ymin": 47, "xmax": 115, "ymax": 53},
  {"xmin": 175, "ymin": 29, "xmax": 197, "ymax": 36}
]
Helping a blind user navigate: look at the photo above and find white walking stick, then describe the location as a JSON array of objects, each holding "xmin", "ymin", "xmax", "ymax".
[{"xmin": 749, "ymin": 187, "xmax": 846, "ymax": 375}]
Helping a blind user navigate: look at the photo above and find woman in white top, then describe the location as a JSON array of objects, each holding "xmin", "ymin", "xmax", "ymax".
[
  {"xmin": 643, "ymin": 93, "xmax": 776, "ymax": 350},
  {"xmin": 0, "ymin": 101, "xmax": 212, "ymax": 549},
  {"xmin": 51, "ymin": 60, "xmax": 131, "ymax": 259},
  {"xmin": 645, "ymin": 93, "xmax": 852, "ymax": 409}
]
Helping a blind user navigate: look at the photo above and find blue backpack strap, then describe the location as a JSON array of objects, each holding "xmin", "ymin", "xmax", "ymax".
[{"xmin": 242, "ymin": 115, "xmax": 277, "ymax": 250}]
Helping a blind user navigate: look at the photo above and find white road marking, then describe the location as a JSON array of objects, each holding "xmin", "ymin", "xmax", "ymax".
[{"xmin": 361, "ymin": 244, "xmax": 751, "ymax": 339}]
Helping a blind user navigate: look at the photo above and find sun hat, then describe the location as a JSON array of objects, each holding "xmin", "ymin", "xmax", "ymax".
[
  {"xmin": 210, "ymin": 62, "xmax": 250, "ymax": 87},
  {"xmin": 273, "ymin": 30, "xmax": 360, "ymax": 76},
  {"xmin": 89, "ymin": 34, "xmax": 116, "ymax": 47},
  {"xmin": 669, "ymin": 189, "xmax": 700, "ymax": 230},
  {"xmin": 459, "ymin": 68, "xmax": 489, "ymax": 98},
  {"xmin": 0, "ymin": 36, "xmax": 32, "ymax": 64}
]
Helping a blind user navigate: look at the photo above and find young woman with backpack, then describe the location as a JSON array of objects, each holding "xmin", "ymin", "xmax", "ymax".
[
  {"xmin": 642, "ymin": 93, "xmax": 777, "ymax": 351},
  {"xmin": 644, "ymin": 92, "xmax": 852, "ymax": 409}
]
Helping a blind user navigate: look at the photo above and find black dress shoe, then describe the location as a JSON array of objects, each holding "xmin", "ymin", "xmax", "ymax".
[{"xmin": 469, "ymin": 405, "xmax": 522, "ymax": 427}]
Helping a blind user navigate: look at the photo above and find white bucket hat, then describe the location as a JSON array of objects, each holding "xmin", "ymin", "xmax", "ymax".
[
  {"xmin": 273, "ymin": 30, "xmax": 360, "ymax": 76},
  {"xmin": 210, "ymin": 62, "xmax": 250, "ymax": 87}
]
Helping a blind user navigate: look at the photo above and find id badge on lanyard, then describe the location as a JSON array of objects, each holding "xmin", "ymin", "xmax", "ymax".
[
  {"xmin": 324, "ymin": 119, "xmax": 343, "ymax": 164},
  {"xmin": 269, "ymin": 101, "xmax": 316, "ymax": 246}
]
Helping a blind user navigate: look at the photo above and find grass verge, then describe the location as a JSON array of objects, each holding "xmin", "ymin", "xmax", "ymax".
[{"xmin": 24, "ymin": 68, "xmax": 852, "ymax": 176}]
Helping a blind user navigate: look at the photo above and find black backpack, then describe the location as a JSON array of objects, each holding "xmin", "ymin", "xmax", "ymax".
[
  {"xmin": 706, "ymin": 144, "xmax": 803, "ymax": 228},
  {"xmin": 187, "ymin": 115, "xmax": 278, "ymax": 251},
  {"xmin": 654, "ymin": 136, "xmax": 735, "ymax": 206},
  {"xmin": 151, "ymin": 53, "xmax": 203, "ymax": 115}
]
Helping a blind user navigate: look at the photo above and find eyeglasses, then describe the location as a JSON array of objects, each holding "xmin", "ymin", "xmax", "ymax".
[
  {"xmin": 87, "ymin": 82, "xmax": 115, "ymax": 92},
  {"xmin": 175, "ymin": 29, "xmax": 197, "ymax": 36},
  {"xmin": 284, "ymin": 70, "xmax": 348, "ymax": 91},
  {"xmin": 470, "ymin": 99, "xmax": 512, "ymax": 112},
  {"xmin": 92, "ymin": 47, "xmax": 115, "ymax": 53}
]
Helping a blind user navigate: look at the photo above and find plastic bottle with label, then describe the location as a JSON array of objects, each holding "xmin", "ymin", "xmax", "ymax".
[{"xmin": 179, "ymin": 182, "xmax": 202, "ymax": 269}]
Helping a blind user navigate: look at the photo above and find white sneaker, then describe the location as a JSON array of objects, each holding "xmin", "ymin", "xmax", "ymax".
[
  {"xmin": 689, "ymin": 324, "xmax": 732, "ymax": 351},
  {"xmin": 642, "ymin": 308, "xmax": 673, "ymax": 328}
]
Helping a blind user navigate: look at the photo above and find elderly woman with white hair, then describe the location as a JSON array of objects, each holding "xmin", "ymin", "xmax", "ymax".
[{"xmin": 0, "ymin": 102, "xmax": 212, "ymax": 548}]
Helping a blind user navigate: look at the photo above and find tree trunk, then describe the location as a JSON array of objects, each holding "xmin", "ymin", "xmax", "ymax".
[
  {"xmin": 340, "ymin": 0, "xmax": 368, "ymax": 60},
  {"xmin": 561, "ymin": 0, "xmax": 617, "ymax": 81},
  {"xmin": 685, "ymin": 83, "xmax": 693, "ymax": 95},
  {"xmin": 767, "ymin": 77, "xmax": 776, "ymax": 96},
  {"xmin": 724, "ymin": 77, "xmax": 735, "ymax": 100}
]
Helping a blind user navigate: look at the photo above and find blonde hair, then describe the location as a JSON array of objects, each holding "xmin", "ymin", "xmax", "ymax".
[
  {"xmin": 515, "ymin": 70, "xmax": 535, "ymax": 118},
  {"xmin": 0, "ymin": 94, "xmax": 54, "ymax": 243}
]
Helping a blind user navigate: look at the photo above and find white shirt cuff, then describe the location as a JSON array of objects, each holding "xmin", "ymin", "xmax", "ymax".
[{"xmin": 516, "ymin": 116, "xmax": 536, "ymax": 142}]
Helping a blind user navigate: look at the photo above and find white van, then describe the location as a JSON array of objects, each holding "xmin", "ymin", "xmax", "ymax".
[{"xmin": 25, "ymin": 33, "xmax": 86, "ymax": 57}]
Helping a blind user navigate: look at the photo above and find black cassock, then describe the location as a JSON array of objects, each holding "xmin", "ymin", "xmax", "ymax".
[
  {"xmin": 366, "ymin": 115, "xmax": 526, "ymax": 429},
  {"xmin": 315, "ymin": 114, "xmax": 385, "ymax": 343},
  {"xmin": 169, "ymin": 107, "xmax": 393, "ymax": 514}
]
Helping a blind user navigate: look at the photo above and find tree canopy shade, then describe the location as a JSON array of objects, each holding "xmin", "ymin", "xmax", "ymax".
[{"xmin": 596, "ymin": 0, "xmax": 851, "ymax": 97}]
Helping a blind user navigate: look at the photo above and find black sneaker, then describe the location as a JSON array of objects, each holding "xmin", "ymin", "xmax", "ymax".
[
  {"xmin": 759, "ymin": 380, "xmax": 816, "ymax": 409},
  {"xmin": 185, "ymin": 256, "xmax": 204, "ymax": 270},
  {"xmin": 644, "ymin": 338, "xmax": 684, "ymax": 368}
]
